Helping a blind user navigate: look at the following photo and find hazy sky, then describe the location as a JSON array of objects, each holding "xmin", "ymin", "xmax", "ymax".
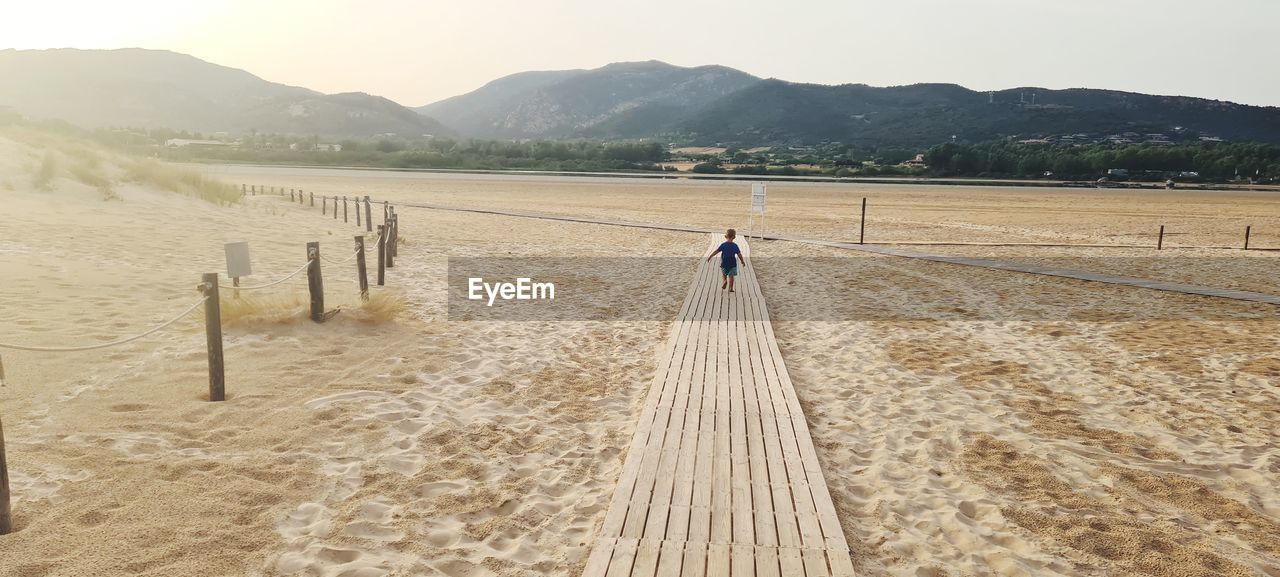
[{"xmin": 4, "ymin": 0, "xmax": 1277, "ymax": 107}]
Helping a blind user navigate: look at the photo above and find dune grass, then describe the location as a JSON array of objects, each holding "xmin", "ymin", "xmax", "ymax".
[
  {"xmin": 350, "ymin": 291, "xmax": 407, "ymax": 323},
  {"xmin": 4, "ymin": 126, "xmax": 240, "ymax": 204},
  {"xmin": 123, "ymin": 158, "xmax": 241, "ymax": 205},
  {"xmin": 63, "ymin": 148, "xmax": 120, "ymax": 200},
  {"xmin": 219, "ymin": 289, "xmax": 405, "ymax": 327},
  {"xmin": 219, "ymin": 292, "xmax": 310, "ymax": 327},
  {"xmin": 33, "ymin": 151, "xmax": 58, "ymax": 191}
]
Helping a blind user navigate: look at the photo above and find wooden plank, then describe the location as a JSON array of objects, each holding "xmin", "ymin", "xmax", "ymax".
[
  {"xmin": 669, "ymin": 269, "xmax": 715, "ymax": 541},
  {"xmin": 731, "ymin": 544, "xmax": 756, "ymax": 577},
  {"xmin": 711, "ymin": 283, "xmax": 732, "ymax": 544},
  {"xmin": 755, "ymin": 546, "xmax": 782, "ymax": 577},
  {"xmin": 581, "ymin": 538, "xmax": 615, "ymax": 577},
  {"xmin": 656, "ymin": 539, "xmax": 686, "ymax": 576},
  {"xmin": 828, "ymin": 550, "xmax": 857, "ymax": 577},
  {"xmin": 624, "ymin": 284, "xmax": 704, "ymax": 538},
  {"xmin": 802, "ymin": 548, "xmax": 833, "ymax": 577},
  {"xmin": 646, "ymin": 264, "xmax": 714, "ymax": 540},
  {"xmin": 603, "ymin": 539, "xmax": 638, "ymax": 577},
  {"xmin": 681, "ymin": 542, "xmax": 708, "ymax": 577},
  {"xmin": 621, "ymin": 405, "xmax": 672, "ymax": 537},
  {"xmin": 689, "ymin": 266, "xmax": 720, "ymax": 544},
  {"xmin": 630, "ymin": 540, "xmax": 663, "ymax": 577},
  {"xmin": 729, "ymin": 292, "xmax": 755, "ymax": 546},
  {"xmin": 779, "ymin": 548, "xmax": 806, "ymax": 577},
  {"xmin": 706, "ymin": 543, "xmax": 731, "ymax": 577},
  {"xmin": 740, "ymin": 274, "xmax": 777, "ymax": 550}
]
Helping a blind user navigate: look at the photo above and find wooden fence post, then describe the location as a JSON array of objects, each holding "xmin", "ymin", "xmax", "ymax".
[
  {"xmin": 333, "ymin": 197, "xmax": 338, "ymax": 220},
  {"xmin": 386, "ymin": 219, "xmax": 395, "ymax": 269},
  {"xmin": 290, "ymin": 190, "xmax": 295, "ymax": 202},
  {"xmin": 306, "ymin": 243, "xmax": 324, "ymax": 322},
  {"xmin": 386, "ymin": 211, "xmax": 396, "ymax": 258},
  {"xmin": 1, "ymin": 409, "xmax": 11, "ymax": 535},
  {"xmin": 355, "ymin": 197, "xmax": 362, "ymax": 227},
  {"xmin": 355, "ymin": 236, "xmax": 369, "ymax": 301},
  {"xmin": 376, "ymin": 225, "xmax": 386, "ymax": 286},
  {"xmin": 364, "ymin": 196, "xmax": 373, "ymax": 233},
  {"xmin": 309, "ymin": 191, "xmax": 315, "ymax": 207},
  {"xmin": 859, "ymin": 197, "xmax": 867, "ymax": 245},
  {"xmin": 241, "ymin": 184, "xmax": 247, "ymax": 196},
  {"xmin": 201, "ymin": 273, "xmax": 225, "ymax": 402},
  {"xmin": 323, "ymin": 196, "xmax": 327, "ymax": 216},
  {"xmin": 1157, "ymin": 225, "xmax": 1165, "ymax": 250},
  {"xmin": 343, "ymin": 196, "xmax": 349, "ymax": 223},
  {"xmin": 1244, "ymin": 225, "xmax": 1251, "ymax": 250}
]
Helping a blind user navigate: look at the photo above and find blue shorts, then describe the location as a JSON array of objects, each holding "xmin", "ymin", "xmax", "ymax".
[{"xmin": 721, "ymin": 265, "xmax": 737, "ymax": 277}]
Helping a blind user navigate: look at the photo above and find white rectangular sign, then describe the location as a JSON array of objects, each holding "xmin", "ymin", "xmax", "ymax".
[
  {"xmin": 750, "ymin": 182, "xmax": 766, "ymax": 213},
  {"xmin": 224, "ymin": 242, "xmax": 252, "ymax": 278}
]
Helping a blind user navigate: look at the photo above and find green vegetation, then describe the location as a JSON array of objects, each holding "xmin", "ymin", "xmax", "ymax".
[
  {"xmin": 925, "ymin": 141, "xmax": 1280, "ymax": 180},
  {"xmin": 10, "ymin": 115, "xmax": 1280, "ymax": 185},
  {"xmin": 157, "ymin": 138, "xmax": 672, "ymax": 173}
]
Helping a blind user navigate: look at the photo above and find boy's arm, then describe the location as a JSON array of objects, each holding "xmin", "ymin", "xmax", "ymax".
[
  {"xmin": 706, "ymin": 248, "xmax": 722, "ymax": 262},
  {"xmin": 738, "ymin": 252, "xmax": 747, "ymax": 266}
]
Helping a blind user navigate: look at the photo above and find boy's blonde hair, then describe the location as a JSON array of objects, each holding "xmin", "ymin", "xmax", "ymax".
[{"xmin": 726, "ymin": 228, "xmax": 736, "ymax": 238}]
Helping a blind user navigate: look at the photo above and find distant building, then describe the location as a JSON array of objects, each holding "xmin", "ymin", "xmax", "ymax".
[
  {"xmin": 315, "ymin": 143, "xmax": 343, "ymax": 152},
  {"xmin": 902, "ymin": 154, "xmax": 927, "ymax": 168},
  {"xmin": 165, "ymin": 139, "xmax": 234, "ymax": 148},
  {"xmin": 1107, "ymin": 168, "xmax": 1130, "ymax": 178}
]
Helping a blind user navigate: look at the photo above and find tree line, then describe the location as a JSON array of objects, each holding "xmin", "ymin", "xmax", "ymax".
[
  {"xmin": 924, "ymin": 141, "xmax": 1280, "ymax": 180},
  {"xmin": 166, "ymin": 137, "xmax": 670, "ymax": 173}
]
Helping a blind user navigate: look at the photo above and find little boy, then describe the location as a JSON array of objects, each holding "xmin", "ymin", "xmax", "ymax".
[{"xmin": 706, "ymin": 228, "xmax": 746, "ymax": 292}]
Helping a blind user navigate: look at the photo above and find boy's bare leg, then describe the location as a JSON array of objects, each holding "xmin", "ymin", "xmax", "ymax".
[
  {"xmin": 728, "ymin": 276, "xmax": 736, "ymax": 292},
  {"xmin": 721, "ymin": 272, "xmax": 727, "ymax": 289}
]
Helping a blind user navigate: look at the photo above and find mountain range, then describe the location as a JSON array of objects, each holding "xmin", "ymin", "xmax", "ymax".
[
  {"xmin": 3, "ymin": 48, "xmax": 1279, "ymax": 148},
  {"xmin": 0, "ymin": 48, "xmax": 452, "ymax": 138}
]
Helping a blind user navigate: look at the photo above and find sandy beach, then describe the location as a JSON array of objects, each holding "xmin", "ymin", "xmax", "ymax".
[{"xmin": 2, "ymin": 144, "xmax": 1278, "ymax": 577}]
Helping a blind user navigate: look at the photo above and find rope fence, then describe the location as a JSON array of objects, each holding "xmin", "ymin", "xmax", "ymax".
[
  {"xmin": 0, "ymin": 297, "xmax": 207, "ymax": 353},
  {"xmin": 219, "ymin": 259, "xmax": 312, "ymax": 291},
  {"xmin": 0, "ymin": 184, "xmax": 403, "ymax": 535}
]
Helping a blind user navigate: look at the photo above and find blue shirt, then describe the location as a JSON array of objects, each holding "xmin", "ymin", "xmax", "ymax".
[{"xmin": 717, "ymin": 241, "xmax": 741, "ymax": 268}]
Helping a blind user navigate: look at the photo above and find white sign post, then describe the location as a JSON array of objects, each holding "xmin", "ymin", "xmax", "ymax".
[
  {"xmin": 747, "ymin": 182, "xmax": 767, "ymax": 239},
  {"xmin": 224, "ymin": 242, "xmax": 252, "ymax": 296}
]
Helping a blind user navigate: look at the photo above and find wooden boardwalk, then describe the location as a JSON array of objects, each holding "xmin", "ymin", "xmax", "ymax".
[{"xmin": 581, "ymin": 236, "xmax": 855, "ymax": 577}]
